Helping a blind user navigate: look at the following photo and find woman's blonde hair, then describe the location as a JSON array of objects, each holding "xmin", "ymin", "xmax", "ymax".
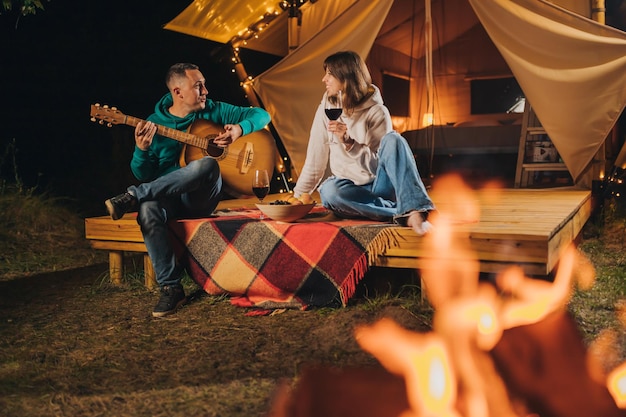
[{"xmin": 323, "ymin": 51, "xmax": 373, "ymax": 110}]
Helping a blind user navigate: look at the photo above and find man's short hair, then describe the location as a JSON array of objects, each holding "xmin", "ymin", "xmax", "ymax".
[{"xmin": 166, "ymin": 63, "xmax": 199, "ymax": 89}]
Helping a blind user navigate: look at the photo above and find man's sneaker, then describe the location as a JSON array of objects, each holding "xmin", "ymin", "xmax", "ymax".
[
  {"xmin": 105, "ymin": 192, "xmax": 137, "ymax": 220},
  {"xmin": 152, "ymin": 285, "xmax": 186, "ymax": 318}
]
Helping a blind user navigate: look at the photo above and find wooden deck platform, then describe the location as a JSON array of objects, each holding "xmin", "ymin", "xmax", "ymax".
[
  {"xmin": 85, "ymin": 187, "xmax": 592, "ymax": 287},
  {"xmin": 374, "ymin": 187, "xmax": 592, "ymax": 276}
]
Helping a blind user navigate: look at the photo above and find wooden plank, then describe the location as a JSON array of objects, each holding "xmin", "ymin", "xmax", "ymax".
[
  {"xmin": 521, "ymin": 163, "xmax": 569, "ymax": 172},
  {"xmin": 85, "ymin": 215, "xmax": 144, "ymax": 242},
  {"xmin": 376, "ymin": 239, "xmax": 548, "ymax": 269},
  {"xmin": 109, "ymin": 251, "xmax": 123, "ymax": 285},
  {"xmin": 377, "ymin": 230, "xmax": 548, "ymax": 262},
  {"xmin": 143, "ymin": 255, "xmax": 156, "ymax": 288},
  {"xmin": 89, "ymin": 239, "xmax": 147, "ymax": 252},
  {"xmin": 545, "ymin": 194, "xmax": 592, "ymax": 272},
  {"xmin": 372, "ymin": 256, "xmax": 548, "ymax": 276}
]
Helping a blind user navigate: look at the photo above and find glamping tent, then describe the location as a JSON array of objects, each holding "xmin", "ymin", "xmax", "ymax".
[{"xmin": 164, "ymin": 0, "xmax": 626, "ymax": 187}]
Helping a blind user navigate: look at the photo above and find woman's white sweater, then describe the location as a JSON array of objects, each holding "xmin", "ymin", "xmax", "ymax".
[{"xmin": 293, "ymin": 85, "xmax": 393, "ymax": 196}]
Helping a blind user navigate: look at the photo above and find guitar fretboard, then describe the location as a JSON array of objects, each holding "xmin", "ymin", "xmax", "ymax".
[{"xmin": 123, "ymin": 115, "xmax": 213, "ymax": 149}]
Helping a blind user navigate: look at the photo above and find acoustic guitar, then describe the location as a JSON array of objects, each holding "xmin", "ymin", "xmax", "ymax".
[{"xmin": 90, "ymin": 103, "xmax": 277, "ymax": 197}]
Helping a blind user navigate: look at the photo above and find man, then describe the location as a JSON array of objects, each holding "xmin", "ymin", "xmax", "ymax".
[{"xmin": 104, "ymin": 63, "xmax": 271, "ymax": 317}]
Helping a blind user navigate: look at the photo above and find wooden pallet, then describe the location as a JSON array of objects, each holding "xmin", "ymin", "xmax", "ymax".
[{"xmin": 85, "ymin": 188, "xmax": 592, "ymax": 287}]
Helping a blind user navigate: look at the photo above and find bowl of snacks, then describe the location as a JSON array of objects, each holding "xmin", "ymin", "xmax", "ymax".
[{"xmin": 256, "ymin": 193, "xmax": 316, "ymax": 222}]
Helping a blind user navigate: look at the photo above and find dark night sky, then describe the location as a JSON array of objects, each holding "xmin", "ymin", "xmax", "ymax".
[{"xmin": 0, "ymin": 0, "xmax": 279, "ymax": 215}]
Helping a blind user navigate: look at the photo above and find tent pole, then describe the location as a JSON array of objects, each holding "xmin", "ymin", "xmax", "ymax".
[
  {"xmin": 591, "ymin": 0, "xmax": 606, "ymax": 24},
  {"xmin": 287, "ymin": 0, "xmax": 303, "ymax": 52},
  {"xmin": 578, "ymin": 0, "xmax": 608, "ymax": 188},
  {"xmin": 589, "ymin": 0, "xmax": 607, "ymax": 185},
  {"xmin": 424, "ymin": 0, "xmax": 437, "ymax": 182}
]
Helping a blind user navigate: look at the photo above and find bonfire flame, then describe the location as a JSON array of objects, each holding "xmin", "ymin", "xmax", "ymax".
[
  {"xmin": 355, "ymin": 175, "xmax": 626, "ymax": 417},
  {"xmin": 609, "ymin": 363, "xmax": 626, "ymax": 408}
]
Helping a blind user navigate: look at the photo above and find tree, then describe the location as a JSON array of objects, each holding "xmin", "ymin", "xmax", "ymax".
[{"xmin": 1, "ymin": 0, "xmax": 48, "ymax": 28}]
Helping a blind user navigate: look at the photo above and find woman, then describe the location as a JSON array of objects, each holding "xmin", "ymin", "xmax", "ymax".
[{"xmin": 292, "ymin": 50, "xmax": 435, "ymax": 235}]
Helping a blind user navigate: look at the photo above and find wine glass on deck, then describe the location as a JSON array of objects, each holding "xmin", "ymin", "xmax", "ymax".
[
  {"xmin": 325, "ymin": 90, "xmax": 343, "ymax": 143},
  {"xmin": 252, "ymin": 169, "xmax": 270, "ymax": 218}
]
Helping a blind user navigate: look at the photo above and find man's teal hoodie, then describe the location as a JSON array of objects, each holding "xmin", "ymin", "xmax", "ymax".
[{"xmin": 130, "ymin": 93, "xmax": 270, "ymax": 182}]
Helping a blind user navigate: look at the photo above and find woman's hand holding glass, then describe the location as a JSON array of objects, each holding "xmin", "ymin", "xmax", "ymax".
[
  {"xmin": 325, "ymin": 90, "xmax": 343, "ymax": 143},
  {"xmin": 328, "ymin": 120, "xmax": 349, "ymax": 143}
]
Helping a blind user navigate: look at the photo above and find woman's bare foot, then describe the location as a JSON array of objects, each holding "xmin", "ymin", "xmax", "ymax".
[{"xmin": 406, "ymin": 211, "xmax": 433, "ymax": 236}]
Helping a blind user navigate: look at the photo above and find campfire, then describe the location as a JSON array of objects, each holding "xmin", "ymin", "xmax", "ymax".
[{"xmin": 266, "ymin": 175, "xmax": 626, "ymax": 417}]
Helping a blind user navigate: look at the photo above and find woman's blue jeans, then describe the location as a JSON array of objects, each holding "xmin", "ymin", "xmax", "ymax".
[
  {"xmin": 128, "ymin": 157, "xmax": 222, "ymax": 287},
  {"xmin": 319, "ymin": 131, "xmax": 434, "ymax": 222}
]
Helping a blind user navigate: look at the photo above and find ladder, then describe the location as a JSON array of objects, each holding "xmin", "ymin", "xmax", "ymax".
[{"xmin": 514, "ymin": 100, "xmax": 570, "ymax": 187}]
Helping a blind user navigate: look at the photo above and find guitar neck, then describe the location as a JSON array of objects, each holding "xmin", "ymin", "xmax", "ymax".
[{"xmin": 123, "ymin": 115, "xmax": 211, "ymax": 148}]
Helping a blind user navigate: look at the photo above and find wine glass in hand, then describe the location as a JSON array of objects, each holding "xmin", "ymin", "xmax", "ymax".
[{"xmin": 325, "ymin": 90, "xmax": 343, "ymax": 143}]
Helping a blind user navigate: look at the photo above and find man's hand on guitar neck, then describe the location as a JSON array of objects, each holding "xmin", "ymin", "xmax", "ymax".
[
  {"xmin": 133, "ymin": 119, "xmax": 243, "ymax": 150},
  {"xmin": 212, "ymin": 124, "xmax": 242, "ymax": 147},
  {"xmin": 135, "ymin": 121, "xmax": 157, "ymax": 151}
]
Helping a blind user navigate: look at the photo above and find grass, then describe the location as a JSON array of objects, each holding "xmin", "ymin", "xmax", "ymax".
[
  {"xmin": 0, "ymin": 187, "xmax": 106, "ymax": 279},
  {"xmin": 569, "ymin": 201, "xmax": 626, "ymax": 363}
]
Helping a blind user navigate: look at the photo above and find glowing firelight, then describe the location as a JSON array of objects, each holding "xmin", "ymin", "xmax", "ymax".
[
  {"xmin": 496, "ymin": 246, "xmax": 577, "ymax": 329},
  {"xmin": 426, "ymin": 355, "xmax": 445, "ymax": 399},
  {"xmin": 608, "ymin": 363, "xmax": 626, "ymax": 408},
  {"xmin": 415, "ymin": 345, "xmax": 456, "ymax": 415},
  {"xmin": 355, "ymin": 319, "xmax": 459, "ymax": 417}
]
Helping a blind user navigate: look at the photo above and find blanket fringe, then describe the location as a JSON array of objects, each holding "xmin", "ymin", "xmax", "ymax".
[
  {"xmin": 365, "ymin": 227, "xmax": 403, "ymax": 264},
  {"xmin": 339, "ymin": 227, "xmax": 405, "ymax": 305},
  {"xmin": 339, "ymin": 254, "xmax": 369, "ymax": 306}
]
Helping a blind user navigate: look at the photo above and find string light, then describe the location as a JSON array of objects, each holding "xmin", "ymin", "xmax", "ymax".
[
  {"xmin": 599, "ymin": 167, "xmax": 626, "ymax": 208},
  {"xmin": 225, "ymin": 1, "xmax": 318, "ymax": 193},
  {"xmin": 228, "ymin": 10, "xmax": 281, "ymax": 49}
]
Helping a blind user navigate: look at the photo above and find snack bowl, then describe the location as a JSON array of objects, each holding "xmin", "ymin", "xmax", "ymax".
[{"xmin": 255, "ymin": 203, "xmax": 316, "ymax": 222}]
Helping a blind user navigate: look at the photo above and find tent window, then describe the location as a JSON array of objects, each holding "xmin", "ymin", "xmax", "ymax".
[
  {"xmin": 470, "ymin": 77, "xmax": 524, "ymax": 114},
  {"xmin": 382, "ymin": 73, "xmax": 410, "ymax": 117}
]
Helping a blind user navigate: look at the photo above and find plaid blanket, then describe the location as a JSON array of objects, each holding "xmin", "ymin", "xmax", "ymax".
[{"xmin": 168, "ymin": 207, "xmax": 400, "ymax": 312}]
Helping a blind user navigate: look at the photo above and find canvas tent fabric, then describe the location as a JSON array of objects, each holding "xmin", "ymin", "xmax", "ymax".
[
  {"xmin": 470, "ymin": 0, "xmax": 626, "ymax": 182},
  {"xmin": 165, "ymin": 0, "xmax": 626, "ymax": 184},
  {"xmin": 164, "ymin": 0, "xmax": 281, "ymax": 48}
]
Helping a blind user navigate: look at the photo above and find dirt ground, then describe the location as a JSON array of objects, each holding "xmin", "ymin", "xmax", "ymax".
[{"xmin": 0, "ymin": 261, "xmax": 430, "ymax": 417}]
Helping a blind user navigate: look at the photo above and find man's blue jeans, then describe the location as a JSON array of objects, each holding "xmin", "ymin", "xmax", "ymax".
[
  {"xmin": 128, "ymin": 157, "xmax": 222, "ymax": 287},
  {"xmin": 319, "ymin": 131, "xmax": 434, "ymax": 222}
]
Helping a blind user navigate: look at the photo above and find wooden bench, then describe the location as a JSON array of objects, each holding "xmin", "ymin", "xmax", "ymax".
[
  {"xmin": 85, "ymin": 214, "xmax": 154, "ymax": 287},
  {"xmin": 84, "ymin": 195, "xmax": 269, "ymax": 288},
  {"xmin": 85, "ymin": 188, "xmax": 592, "ymax": 288}
]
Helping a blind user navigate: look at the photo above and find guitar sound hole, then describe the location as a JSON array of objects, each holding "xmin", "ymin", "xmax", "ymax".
[{"xmin": 207, "ymin": 140, "xmax": 225, "ymax": 158}]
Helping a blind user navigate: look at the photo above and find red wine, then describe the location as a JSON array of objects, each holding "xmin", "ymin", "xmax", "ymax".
[
  {"xmin": 325, "ymin": 108, "xmax": 342, "ymax": 120},
  {"xmin": 253, "ymin": 186, "xmax": 270, "ymax": 200}
]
